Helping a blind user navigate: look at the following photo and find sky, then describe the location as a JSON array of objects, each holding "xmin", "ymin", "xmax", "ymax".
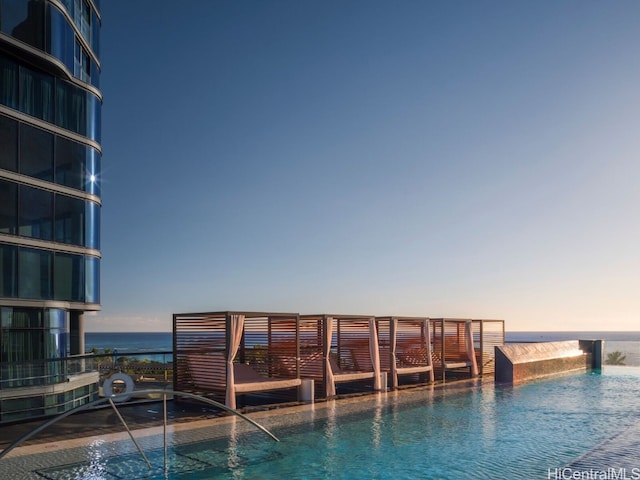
[{"xmin": 92, "ymin": 1, "xmax": 640, "ymax": 333}]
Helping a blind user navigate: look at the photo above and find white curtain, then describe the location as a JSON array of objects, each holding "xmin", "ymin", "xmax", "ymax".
[
  {"xmin": 369, "ymin": 318, "xmax": 381, "ymax": 390},
  {"xmin": 225, "ymin": 314, "xmax": 245, "ymax": 409},
  {"xmin": 465, "ymin": 320, "xmax": 479, "ymax": 376},
  {"xmin": 422, "ymin": 318, "xmax": 434, "ymax": 382},
  {"xmin": 390, "ymin": 318, "xmax": 398, "ymax": 389},
  {"xmin": 323, "ymin": 316, "xmax": 336, "ymax": 397}
]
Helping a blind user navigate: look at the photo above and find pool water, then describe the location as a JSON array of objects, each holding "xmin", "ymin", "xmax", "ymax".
[{"xmin": 35, "ymin": 368, "xmax": 640, "ymax": 480}]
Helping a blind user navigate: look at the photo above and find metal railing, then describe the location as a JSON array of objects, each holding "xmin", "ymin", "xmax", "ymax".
[{"xmin": 0, "ymin": 351, "xmax": 173, "ymax": 391}]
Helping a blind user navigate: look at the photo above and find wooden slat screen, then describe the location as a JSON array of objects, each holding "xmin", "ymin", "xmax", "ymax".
[
  {"xmin": 395, "ymin": 319, "xmax": 430, "ymax": 368},
  {"xmin": 173, "ymin": 313, "xmax": 227, "ymax": 395},
  {"xmin": 173, "ymin": 311, "xmax": 300, "ymax": 405},
  {"xmin": 298, "ymin": 315, "xmax": 325, "ymax": 397},
  {"xmin": 430, "ymin": 318, "xmax": 472, "ymax": 380},
  {"xmin": 473, "ymin": 319, "xmax": 505, "ymax": 375},
  {"xmin": 336, "ymin": 317, "xmax": 373, "ymax": 372}
]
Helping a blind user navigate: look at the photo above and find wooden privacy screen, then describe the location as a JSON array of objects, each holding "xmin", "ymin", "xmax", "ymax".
[
  {"xmin": 376, "ymin": 317, "xmax": 434, "ymax": 389},
  {"xmin": 173, "ymin": 311, "xmax": 301, "ymax": 409},
  {"xmin": 473, "ymin": 319, "xmax": 505, "ymax": 376},
  {"xmin": 173, "ymin": 312, "xmax": 505, "ymax": 407}
]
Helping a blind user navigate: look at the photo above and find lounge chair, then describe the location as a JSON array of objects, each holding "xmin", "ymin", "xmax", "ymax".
[{"xmin": 187, "ymin": 353, "xmax": 301, "ymax": 407}]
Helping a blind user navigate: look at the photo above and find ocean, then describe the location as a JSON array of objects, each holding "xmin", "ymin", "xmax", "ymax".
[
  {"xmin": 84, "ymin": 331, "xmax": 640, "ymax": 365},
  {"xmin": 85, "ymin": 332, "xmax": 172, "ymax": 354},
  {"xmin": 506, "ymin": 331, "xmax": 640, "ymax": 342}
]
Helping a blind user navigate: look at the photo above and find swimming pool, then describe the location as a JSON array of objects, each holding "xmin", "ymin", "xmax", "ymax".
[{"xmin": 14, "ymin": 368, "xmax": 640, "ymax": 479}]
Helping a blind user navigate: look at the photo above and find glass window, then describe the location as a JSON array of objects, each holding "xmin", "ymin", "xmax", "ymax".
[
  {"xmin": 1, "ymin": 397, "xmax": 44, "ymax": 415},
  {"xmin": 0, "ymin": 307, "xmax": 10, "ymax": 328},
  {"xmin": 44, "ymin": 327, "xmax": 66, "ymax": 360},
  {"xmin": 20, "ymin": 123, "xmax": 54, "ymax": 181},
  {"xmin": 55, "ymin": 194, "xmax": 84, "ymax": 245},
  {"xmin": 0, "ymin": 244, "xmax": 17, "ymax": 298},
  {"xmin": 73, "ymin": 0, "xmax": 81, "ymax": 29},
  {"xmin": 74, "ymin": 40, "xmax": 81, "ymax": 79},
  {"xmin": 91, "ymin": 9, "xmax": 100, "ymax": 57},
  {"xmin": 0, "ymin": 179, "xmax": 17, "ymax": 235},
  {"xmin": 19, "ymin": 185, "xmax": 53, "ymax": 240},
  {"xmin": 85, "ymin": 147, "xmax": 101, "ymax": 195},
  {"xmin": 84, "ymin": 256, "xmax": 99, "ymax": 303},
  {"xmin": 90, "ymin": 58, "xmax": 100, "ymax": 88},
  {"xmin": 54, "ymin": 253, "xmax": 83, "ymax": 302},
  {"xmin": 0, "ymin": 0, "xmax": 27, "ymax": 35},
  {"xmin": 1, "ymin": 308, "xmax": 44, "ymax": 362},
  {"xmin": 1, "ymin": 307, "xmax": 43, "ymax": 329},
  {"xmin": 60, "ymin": 0, "xmax": 74, "ymax": 16},
  {"xmin": 0, "ymin": 307, "xmax": 46, "ymax": 389},
  {"xmin": 18, "ymin": 248, "xmax": 53, "ymax": 299},
  {"xmin": 0, "ymin": 54, "xmax": 19, "ymax": 109},
  {"xmin": 45, "ymin": 308, "xmax": 67, "ymax": 329},
  {"xmin": 47, "ymin": 5, "xmax": 75, "ymax": 73},
  {"xmin": 0, "ymin": 115, "xmax": 18, "ymax": 171},
  {"xmin": 1, "ymin": 0, "xmax": 45, "ymax": 49},
  {"xmin": 55, "ymin": 79, "xmax": 86, "ymax": 135},
  {"xmin": 85, "ymin": 200, "xmax": 99, "ymax": 249},
  {"xmin": 72, "ymin": 0, "xmax": 91, "ymax": 44},
  {"xmin": 82, "ymin": 49, "xmax": 90, "ymax": 81},
  {"xmin": 81, "ymin": 0, "xmax": 90, "ymax": 39},
  {"xmin": 55, "ymin": 136, "xmax": 85, "ymax": 190},
  {"xmin": 86, "ymin": 90, "xmax": 100, "ymax": 142},
  {"xmin": 19, "ymin": 66, "xmax": 54, "ymax": 122}
]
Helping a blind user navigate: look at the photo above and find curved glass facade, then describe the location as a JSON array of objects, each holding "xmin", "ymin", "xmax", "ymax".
[
  {"xmin": 0, "ymin": 0, "xmax": 100, "ymax": 88},
  {"xmin": 0, "ymin": 0, "xmax": 101, "ymax": 421},
  {"xmin": 0, "ymin": 55, "xmax": 101, "ymax": 141}
]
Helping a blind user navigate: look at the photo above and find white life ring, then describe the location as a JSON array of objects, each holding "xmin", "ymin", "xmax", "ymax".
[{"xmin": 103, "ymin": 372, "xmax": 134, "ymax": 402}]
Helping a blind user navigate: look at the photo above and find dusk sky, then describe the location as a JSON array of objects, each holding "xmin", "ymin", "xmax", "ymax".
[{"xmin": 93, "ymin": 1, "xmax": 640, "ymax": 332}]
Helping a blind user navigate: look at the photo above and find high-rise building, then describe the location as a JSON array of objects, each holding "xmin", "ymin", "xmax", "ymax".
[{"xmin": 0, "ymin": 0, "xmax": 102, "ymax": 422}]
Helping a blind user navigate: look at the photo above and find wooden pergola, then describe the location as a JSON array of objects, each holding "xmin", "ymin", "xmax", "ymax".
[
  {"xmin": 298, "ymin": 314, "xmax": 382, "ymax": 398},
  {"xmin": 376, "ymin": 316, "xmax": 434, "ymax": 389},
  {"xmin": 173, "ymin": 311, "xmax": 301, "ymax": 409}
]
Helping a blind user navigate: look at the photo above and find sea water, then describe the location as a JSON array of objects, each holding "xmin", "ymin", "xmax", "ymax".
[
  {"xmin": 85, "ymin": 332, "xmax": 172, "ymax": 353},
  {"xmin": 84, "ymin": 331, "xmax": 640, "ymax": 365}
]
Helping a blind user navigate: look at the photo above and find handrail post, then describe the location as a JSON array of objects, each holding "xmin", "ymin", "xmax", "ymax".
[
  {"xmin": 163, "ymin": 393, "xmax": 168, "ymax": 473},
  {"xmin": 107, "ymin": 397, "xmax": 152, "ymax": 469}
]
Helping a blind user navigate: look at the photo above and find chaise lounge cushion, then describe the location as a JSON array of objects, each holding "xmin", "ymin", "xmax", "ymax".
[{"xmin": 233, "ymin": 363, "xmax": 301, "ymax": 393}]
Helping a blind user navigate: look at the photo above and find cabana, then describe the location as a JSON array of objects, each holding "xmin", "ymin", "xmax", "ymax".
[
  {"xmin": 430, "ymin": 318, "xmax": 479, "ymax": 381},
  {"xmin": 173, "ymin": 311, "xmax": 302, "ymax": 409},
  {"xmin": 472, "ymin": 319, "xmax": 505, "ymax": 376},
  {"xmin": 298, "ymin": 314, "xmax": 382, "ymax": 398},
  {"xmin": 376, "ymin": 316, "xmax": 434, "ymax": 389}
]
